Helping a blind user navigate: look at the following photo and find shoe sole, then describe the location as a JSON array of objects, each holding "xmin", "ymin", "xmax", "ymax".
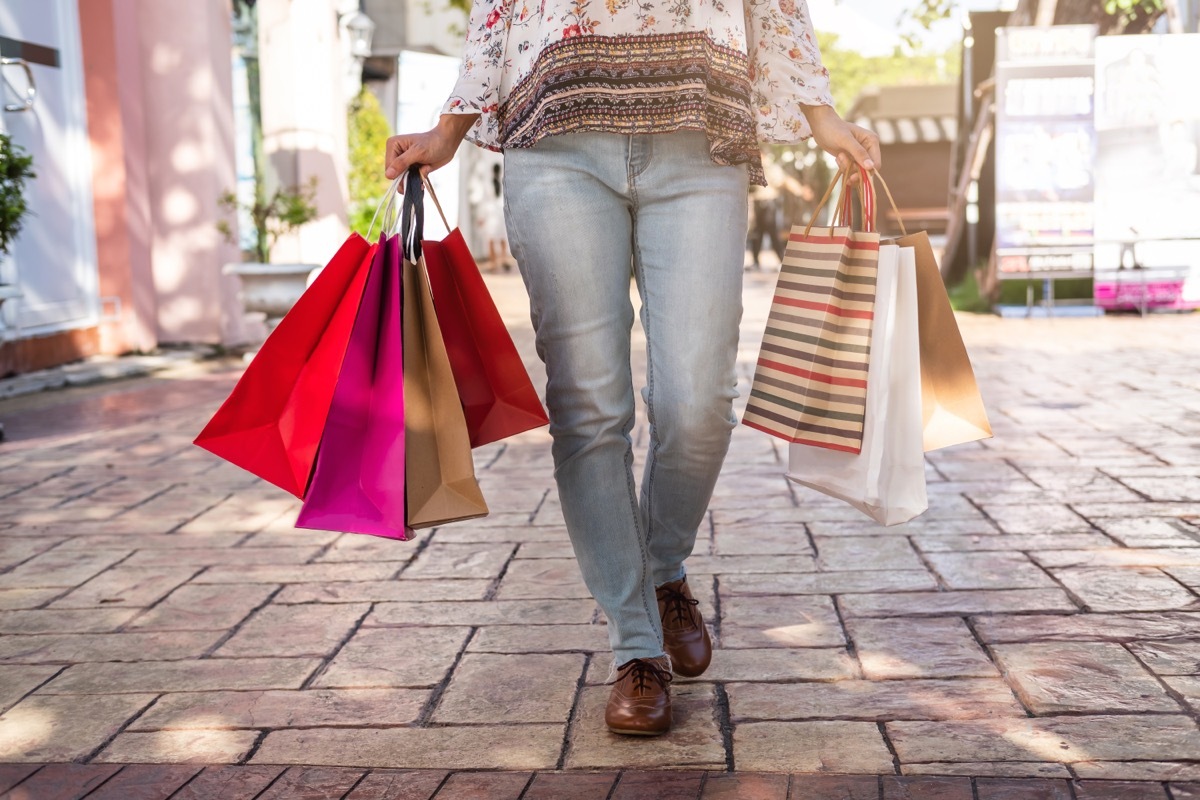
[
  {"xmin": 671, "ymin": 666, "xmax": 709, "ymax": 679},
  {"xmin": 667, "ymin": 643, "xmax": 712, "ymax": 678},
  {"xmin": 606, "ymin": 725, "xmax": 670, "ymax": 736}
]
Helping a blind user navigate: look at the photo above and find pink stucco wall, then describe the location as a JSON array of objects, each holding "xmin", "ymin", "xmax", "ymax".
[
  {"xmin": 115, "ymin": 0, "xmax": 248, "ymax": 344},
  {"xmin": 79, "ymin": 0, "xmax": 157, "ymax": 356},
  {"xmin": 72, "ymin": 0, "xmax": 364, "ymax": 362}
]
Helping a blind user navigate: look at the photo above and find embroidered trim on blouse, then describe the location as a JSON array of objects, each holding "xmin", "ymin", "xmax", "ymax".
[{"xmin": 496, "ymin": 33, "xmax": 766, "ymax": 185}]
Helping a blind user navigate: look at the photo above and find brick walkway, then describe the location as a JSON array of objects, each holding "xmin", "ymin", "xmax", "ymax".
[{"xmin": 1, "ymin": 273, "xmax": 1199, "ymax": 798}]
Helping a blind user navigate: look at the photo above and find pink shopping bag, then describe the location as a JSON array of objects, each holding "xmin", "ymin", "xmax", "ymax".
[{"xmin": 296, "ymin": 234, "xmax": 410, "ymax": 539}]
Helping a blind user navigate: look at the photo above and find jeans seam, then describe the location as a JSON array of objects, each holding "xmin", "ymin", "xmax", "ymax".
[
  {"xmin": 626, "ymin": 156, "xmax": 659, "ymax": 649},
  {"xmin": 632, "ymin": 219, "xmax": 661, "ymax": 588},
  {"xmin": 500, "ymin": 163, "xmax": 546, "ymax": 357},
  {"xmin": 621, "ymin": 336, "xmax": 656, "ymax": 653},
  {"xmin": 630, "ymin": 134, "xmax": 653, "ymax": 179}
]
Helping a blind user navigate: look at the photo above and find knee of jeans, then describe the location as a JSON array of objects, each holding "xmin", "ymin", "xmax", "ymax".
[
  {"xmin": 549, "ymin": 397, "xmax": 636, "ymax": 466},
  {"xmin": 652, "ymin": 396, "xmax": 736, "ymax": 457}
]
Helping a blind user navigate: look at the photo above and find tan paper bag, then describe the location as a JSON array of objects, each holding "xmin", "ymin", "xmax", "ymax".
[
  {"xmin": 890, "ymin": 230, "xmax": 992, "ymax": 452},
  {"xmin": 403, "ymin": 254, "xmax": 489, "ymax": 528}
]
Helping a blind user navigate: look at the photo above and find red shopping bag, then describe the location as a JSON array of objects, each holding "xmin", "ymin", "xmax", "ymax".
[
  {"xmin": 194, "ymin": 235, "xmax": 375, "ymax": 497},
  {"xmin": 296, "ymin": 235, "xmax": 410, "ymax": 539},
  {"xmin": 418, "ymin": 179, "xmax": 548, "ymax": 448}
]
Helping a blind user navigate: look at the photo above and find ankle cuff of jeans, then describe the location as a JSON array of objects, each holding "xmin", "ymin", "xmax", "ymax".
[
  {"xmin": 605, "ymin": 652, "xmax": 672, "ymax": 683},
  {"xmin": 653, "ymin": 568, "xmax": 687, "ymax": 589}
]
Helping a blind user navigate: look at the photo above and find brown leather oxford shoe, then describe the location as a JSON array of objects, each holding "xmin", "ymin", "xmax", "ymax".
[
  {"xmin": 656, "ymin": 576, "xmax": 712, "ymax": 678},
  {"xmin": 605, "ymin": 657, "xmax": 672, "ymax": 736}
]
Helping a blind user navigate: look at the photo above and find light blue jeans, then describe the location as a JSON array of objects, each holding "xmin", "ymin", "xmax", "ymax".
[{"xmin": 503, "ymin": 131, "xmax": 749, "ymax": 666}]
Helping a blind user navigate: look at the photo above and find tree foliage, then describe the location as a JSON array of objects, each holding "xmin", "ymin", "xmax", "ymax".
[
  {"xmin": 347, "ymin": 87, "xmax": 394, "ymax": 237},
  {"xmin": 899, "ymin": 0, "xmax": 1166, "ymax": 35},
  {"xmin": 818, "ymin": 33, "xmax": 956, "ymax": 115}
]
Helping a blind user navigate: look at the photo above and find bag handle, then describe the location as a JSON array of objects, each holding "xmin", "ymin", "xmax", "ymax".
[
  {"xmin": 871, "ymin": 169, "xmax": 907, "ymax": 237},
  {"xmin": 401, "ymin": 167, "xmax": 426, "ymax": 261},
  {"xmin": 837, "ymin": 169, "xmax": 907, "ymax": 236},
  {"xmin": 832, "ymin": 166, "xmax": 877, "ymax": 233},
  {"xmin": 802, "ymin": 169, "xmax": 847, "ymax": 237},
  {"xmin": 396, "ymin": 166, "xmax": 455, "ymax": 260},
  {"xmin": 420, "ymin": 173, "xmax": 452, "ymax": 234},
  {"xmin": 802, "ymin": 165, "xmax": 876, "ymax": 236},
  {"xmin": 366, "ymin": 176, "xmax": 403, "ymax": 241}
]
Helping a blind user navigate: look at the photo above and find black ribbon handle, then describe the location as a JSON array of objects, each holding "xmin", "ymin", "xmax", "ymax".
[{"xmin": 400, "ymin": 166, "xmax": 426, "ymax": 262}]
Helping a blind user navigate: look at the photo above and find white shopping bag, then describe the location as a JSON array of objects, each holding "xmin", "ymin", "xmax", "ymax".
[{"xmin": 785, "ymin": 242, "xmax": 927, "ymax": 526}]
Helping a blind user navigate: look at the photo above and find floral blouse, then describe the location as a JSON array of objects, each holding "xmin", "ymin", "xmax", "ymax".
[{"xmin": 440, "ymin": 0, "xmax": 834, "ymax": 184}]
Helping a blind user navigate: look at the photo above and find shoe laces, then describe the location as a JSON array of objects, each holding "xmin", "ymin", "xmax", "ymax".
[
  {"xmin": 616, "ymin": 658, "xmax": 673, "ymax": 694},
  {"xmin": 659, "ymin": 585, "xmax": 700, "ymax": 627}
]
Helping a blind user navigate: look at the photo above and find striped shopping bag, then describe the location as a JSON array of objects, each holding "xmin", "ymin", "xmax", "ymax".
[{"xmin": 742, "ymin": 168, "xmax": 881, "ymax": 454}]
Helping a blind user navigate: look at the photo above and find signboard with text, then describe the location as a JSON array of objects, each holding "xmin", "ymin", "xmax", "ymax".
[
  {"xmin": 994, "ymin": 25, "xmax": 1097, "ymax": 279},
  {"xmin": 1093, "ymin": 34, "xmax": 1200, "ymax": 309}
]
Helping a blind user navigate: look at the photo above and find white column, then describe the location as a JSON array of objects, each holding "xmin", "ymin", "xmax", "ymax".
[{"xmin": 257, "ymin": 0, "xmax": 350, "ymax": 264}]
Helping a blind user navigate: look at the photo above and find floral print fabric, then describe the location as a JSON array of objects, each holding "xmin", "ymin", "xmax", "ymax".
[
  {"xmin": 498, "ymin": 33, "xmax": 765, "ymax": 182},
  {"xmin": 441, "ymin": 0, "xmax": 833, "ymax": 182}
]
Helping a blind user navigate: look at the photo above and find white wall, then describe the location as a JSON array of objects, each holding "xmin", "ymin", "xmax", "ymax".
[{"xmin": 257, "ymin": 0, "xmax": 351, "ymax": 265}]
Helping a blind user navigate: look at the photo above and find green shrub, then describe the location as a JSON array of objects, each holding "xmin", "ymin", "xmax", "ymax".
[
  {"xmin": 947, "ymin": 270, "xmax": 1096, "ymax": 313},
  {"xmin": 0, "ymin": 134, "xmax": 36, "ymax": 257},
  {"xmin": 947, "ymin": 268, "xmax": 992, "ymax": 313},
  {"xmin": 348, "ymin": 88, "xmax": 393, "ymax": 237},
  {"xmin": 998, "ymin": 278, "xmax": 1094, "ymax": 305}
]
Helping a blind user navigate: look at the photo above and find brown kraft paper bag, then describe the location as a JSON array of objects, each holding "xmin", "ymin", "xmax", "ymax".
[
  {"xmin": 403, "ymin": 254, "xmax": 489, "ymax": 528},
  {"xmin": 889, "ymin": 230, "xmax": 992, "ymax": 452}
]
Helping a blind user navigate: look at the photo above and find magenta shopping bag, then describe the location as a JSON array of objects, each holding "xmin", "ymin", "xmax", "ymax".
[{"xmin": 296, "ymin": 234, "xmax": 410, "ymax": 539}]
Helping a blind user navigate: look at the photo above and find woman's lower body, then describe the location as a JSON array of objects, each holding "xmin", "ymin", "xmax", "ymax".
[{"xmin": 503, "ymin": 130, "xmax": 748, "ymax": 733}]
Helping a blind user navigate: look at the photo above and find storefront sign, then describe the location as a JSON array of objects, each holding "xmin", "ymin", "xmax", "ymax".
[
  {"xmin": 994, "ymin": 25, "xmax": 1097, "ymax": 279},
  {"xmin": 1093, "ymin": 34, "xmax": 1200, "ymax": 310}
]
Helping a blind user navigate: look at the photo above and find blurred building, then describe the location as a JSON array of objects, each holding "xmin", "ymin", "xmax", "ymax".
[
  {"xmin": 359, "ymin": 0, "xmax": 498, "ymax": 256},
  {"xmin": 360, "ymin": 0, "xmax": 464, "ymax": 131},
  {"xmin": 847, "ymin": 84, "xmax": 959, "ymax": 235},
  {"xmin": 0, "ymin": 0, "xmax": 364, "ymax": 374}
]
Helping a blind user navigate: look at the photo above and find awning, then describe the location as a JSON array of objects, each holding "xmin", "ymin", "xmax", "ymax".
[{"xmin": 853, "ymin": 116, "xmax": 958, "ymax": 145}]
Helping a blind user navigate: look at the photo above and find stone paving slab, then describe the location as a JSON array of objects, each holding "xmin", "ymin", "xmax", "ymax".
[
  {"xmin": 94, "ymin": 729, "xmax": 261, "ymax": 764},
  {"xmin": 1, "ymin": 277, "xmax": 1199, "ymax": 787}
]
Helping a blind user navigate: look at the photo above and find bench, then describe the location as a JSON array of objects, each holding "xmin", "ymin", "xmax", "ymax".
[{"xmin": 884, "ymin": 207, "xmax": 950, "ymax": 234}]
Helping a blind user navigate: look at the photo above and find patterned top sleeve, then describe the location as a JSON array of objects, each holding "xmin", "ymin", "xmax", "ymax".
[
  {"xmin": 745, "ymin": 0, "xmax": 835, "ymax": 144},
  {"xmin": 440, "ymin": 0, "xmax": 512, "ymax": 150}
]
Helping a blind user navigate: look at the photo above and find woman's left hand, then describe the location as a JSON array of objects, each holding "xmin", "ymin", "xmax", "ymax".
[{"xmin": 802, "ymin": 104, "xmax": 882, "ymax": 180}]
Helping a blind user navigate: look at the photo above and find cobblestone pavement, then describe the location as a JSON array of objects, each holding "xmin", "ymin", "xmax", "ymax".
[{"xmin": 0, "ymin": 273, "xmax": 1199, "ymax": 798}]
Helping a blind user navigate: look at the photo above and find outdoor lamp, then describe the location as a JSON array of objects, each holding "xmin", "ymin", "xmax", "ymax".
[{"xmin": 342, "ymin": 10, "xmax": 376, "ymax": 59}]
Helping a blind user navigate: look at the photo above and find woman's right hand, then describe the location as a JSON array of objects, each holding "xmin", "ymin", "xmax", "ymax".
[
  {"xmin": 384, "ymin": 114, "xmax": 480, "ymax": 180},
  {"xmin": 801, "ymin": 103, "xmax": 880, "ymax": 185}
]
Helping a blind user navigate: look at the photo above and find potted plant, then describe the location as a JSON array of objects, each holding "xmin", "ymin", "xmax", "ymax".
[
  {"xmin": 217, "ymin": 176, "xmax": 320, "ymax": 327},
  {"xmin": 0, "ymin": 133, "xmax": 36, "ymax": 332}
]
